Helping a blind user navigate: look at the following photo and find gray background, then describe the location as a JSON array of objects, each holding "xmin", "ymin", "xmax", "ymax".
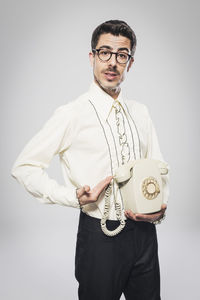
[{"xmin": 1, "ymin": 0, "xmax": 199, "ymax": 299}]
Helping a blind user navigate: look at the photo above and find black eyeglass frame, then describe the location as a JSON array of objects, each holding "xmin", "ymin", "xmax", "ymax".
[{"xmin": 92, "ymin": 48, "xmax": 133, "ymax": 64}]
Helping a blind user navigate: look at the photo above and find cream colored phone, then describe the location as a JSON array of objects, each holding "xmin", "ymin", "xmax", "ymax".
[{"xmin": 113, "ymin": 159, "xmax": 168, "ymax": 214}]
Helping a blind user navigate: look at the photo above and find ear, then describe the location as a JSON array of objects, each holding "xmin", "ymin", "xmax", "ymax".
[
  {"xmin": 89, "ymin": 51, "xmax": 94, "ymax": 67},
  {"xmin": 127, "ymin": 57, "xmax": 134, "ymax": 72}
]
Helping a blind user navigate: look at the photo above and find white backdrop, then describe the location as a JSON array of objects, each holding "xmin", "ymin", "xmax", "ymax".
[{"xmin": 1, "ymin": 0, "xmax": 199, "ymax": 299}]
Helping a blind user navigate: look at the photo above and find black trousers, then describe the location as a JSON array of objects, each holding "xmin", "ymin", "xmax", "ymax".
[{"xmin": 75, "ymin": 211, "xmax": 161, "ymax": 300}]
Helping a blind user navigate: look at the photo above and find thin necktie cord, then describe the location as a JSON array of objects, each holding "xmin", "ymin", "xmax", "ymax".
[{"xmin": 106, "ymin": 99, "xmax": 129, "ymax": 121}]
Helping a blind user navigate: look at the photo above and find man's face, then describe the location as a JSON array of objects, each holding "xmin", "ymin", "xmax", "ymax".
[{"xmin": 89, "ymin": 33, "xmax": 134, "ymax": 95}]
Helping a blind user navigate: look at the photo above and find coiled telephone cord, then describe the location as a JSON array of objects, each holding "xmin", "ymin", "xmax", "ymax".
[{"xmin": 100, "ymin": 182, "xmax": 126, "ymax": 236}]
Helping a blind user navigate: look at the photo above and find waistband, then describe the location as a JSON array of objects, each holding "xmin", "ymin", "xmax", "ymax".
[{"xmin": 78, "ymin": 210, "xmax": 138, "ymax": 233}]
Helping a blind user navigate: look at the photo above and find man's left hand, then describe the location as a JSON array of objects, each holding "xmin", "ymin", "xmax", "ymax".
[{"xmin": 124, "ymin": 204, "xmax": 167, "ymax": 223}]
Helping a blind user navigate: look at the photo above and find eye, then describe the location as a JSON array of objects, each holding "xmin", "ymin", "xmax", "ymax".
[
  {"xmin": 100, "ymin": 50, "xmax": 110, "ymax": 56},
  {"xmin": 118, "ymin": 53, "xmax": 128, "ymax": 59}
]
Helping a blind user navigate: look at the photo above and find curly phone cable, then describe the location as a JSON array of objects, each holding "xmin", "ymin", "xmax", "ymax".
[{"xmin": 100, "ymin": 181, "xmax": 125, "ymax": 237}]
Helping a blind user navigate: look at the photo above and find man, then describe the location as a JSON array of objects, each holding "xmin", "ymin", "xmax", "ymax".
[{"xmin": 11, "ymin": 20, "xmax": 169, "ymax": 300}]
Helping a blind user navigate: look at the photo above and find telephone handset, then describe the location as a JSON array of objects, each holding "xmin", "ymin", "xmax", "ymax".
[{"xmin": 113, "ymin": 159, "xmax": 168, "ymax": 214}]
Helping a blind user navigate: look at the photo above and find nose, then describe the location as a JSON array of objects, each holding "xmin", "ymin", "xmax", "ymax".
[{"xmin": 108, "ymin": 53, "xmax": 117, "ymax": 67}]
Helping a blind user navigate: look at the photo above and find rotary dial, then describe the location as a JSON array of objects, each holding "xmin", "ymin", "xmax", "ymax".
[{"xmin": 142, "ymin": 177, "xmax": 160, "ymax": 200}]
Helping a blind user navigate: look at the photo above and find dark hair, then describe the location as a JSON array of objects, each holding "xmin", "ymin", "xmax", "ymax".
[{"xmin": 91, "ymin": 20, "xmax": 137, "ymax": 56}]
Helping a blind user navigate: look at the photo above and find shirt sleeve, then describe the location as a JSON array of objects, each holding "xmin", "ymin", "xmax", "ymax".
[
  {"xmin": 144, "ymin": 106, "xmax": 170, "ymax": 205},
  {"xmin": 11, "ymin": 104, "xmax": 80, "ymax": 208}
]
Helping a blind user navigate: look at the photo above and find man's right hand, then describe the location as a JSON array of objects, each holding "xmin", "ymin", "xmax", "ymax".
[{"xmin": 76, "ymin": 176, "xmax": 113, "ymax": 206}]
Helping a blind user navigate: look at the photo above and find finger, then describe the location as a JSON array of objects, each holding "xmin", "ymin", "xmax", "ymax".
[
  {"xmin": 79, "ymin": 176, "xmax": 113, "ymax": 203},
  {"xmin": 83, "ymin": 185, "xmax": 91, "ymax": 193},
  {"xmin": 125, "ymin": 210, "xmax": 138, "ymax": 221},
  {"xmin": 94, "ymin": 176, "xmax": 113, "ymax": 195},
  {"xmin": 104, "ymin": 176, "xmax": 114, "ymax": 186},
  {"xmin": 125, "ymin": 209, "xmax": 161, "ymax": 222},
  {"xmin": 134, "ymin": 215, "xmax": 152, "ymax": 222},
  {"xmin": 137, "ymin": 204, "xmax": 167, "ymax": 219},
  {"xmin": 136, "ymin": 211, "xmax": 162, "ymax": 220},
  {"xmin": 77, "ymin": 186, "xmax": 91, "ymax": 198},
  {"xmin": 136, "ymin": 210, "xmax": 165, "ymax": 222},
  {"xmin": 161, "ymin": 203, "xmax": 167, "ymax": 212},
  {"xmin": 136, "ymin": 212, "xmax": 159, "ymax": 219},
  {"xmin": 125, "ymin": 203, "xmax": 167, "ymax": 222}
]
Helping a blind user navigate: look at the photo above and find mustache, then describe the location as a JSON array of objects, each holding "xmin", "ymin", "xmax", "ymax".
[{"xmin": 103, "ymin": 68, "xmax": 120, "ymax": 75}]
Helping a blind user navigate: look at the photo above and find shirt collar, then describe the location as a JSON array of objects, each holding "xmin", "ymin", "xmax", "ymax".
[{"xmin": 88, "ymin": 81, "xmax": 128, "ymax": 121}]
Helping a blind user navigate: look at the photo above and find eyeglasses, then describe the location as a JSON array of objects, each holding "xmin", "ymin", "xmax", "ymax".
[{"xmin": 92, "ymin": 48, "xmax": 132, "ymax": 64}]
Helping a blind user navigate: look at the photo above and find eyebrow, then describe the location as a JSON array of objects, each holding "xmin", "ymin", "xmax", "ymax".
[{"xmin": 98, "ymin": 45, "xmax": 130, "ymax": 53}]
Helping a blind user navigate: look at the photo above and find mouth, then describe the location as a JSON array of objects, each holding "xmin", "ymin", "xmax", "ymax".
[{"xmin": 104, "ymin": 71, "xmax": 118, "ymax": 81}]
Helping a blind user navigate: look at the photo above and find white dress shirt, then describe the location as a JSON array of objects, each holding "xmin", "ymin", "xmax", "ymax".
[{"xmin": 11, "ymin": 81, "xmax": 169, "ymax": 220}]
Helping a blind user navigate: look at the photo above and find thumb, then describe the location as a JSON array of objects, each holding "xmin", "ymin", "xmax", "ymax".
[
  {"xmin": 83, "ymin": 185, "xmax": 91, "ymax": 193},
  {"xmin": 161, "ymin": 203, "xmax": 167, "ymax": 211},
  {"xmin": 106, "ymin": 175, "xmax": 113, "ymax": 183},
  {"xmin": 77, "ymin": 185, "xmax": 90, "ymax": 197}
]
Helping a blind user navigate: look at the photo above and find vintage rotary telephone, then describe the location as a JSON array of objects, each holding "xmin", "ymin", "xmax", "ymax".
[
  {"xmin": 100, "ymin": 158, "xmax": 169, "ymax": 236},
  {"xmin": 113, "ymin": 159, "xmax": 168, "ymax": 214}
]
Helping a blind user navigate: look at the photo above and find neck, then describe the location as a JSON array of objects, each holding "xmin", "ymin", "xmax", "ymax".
[{"xmin": 94, "ymin": 78, "xmax": 120, "ymax": 100}]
